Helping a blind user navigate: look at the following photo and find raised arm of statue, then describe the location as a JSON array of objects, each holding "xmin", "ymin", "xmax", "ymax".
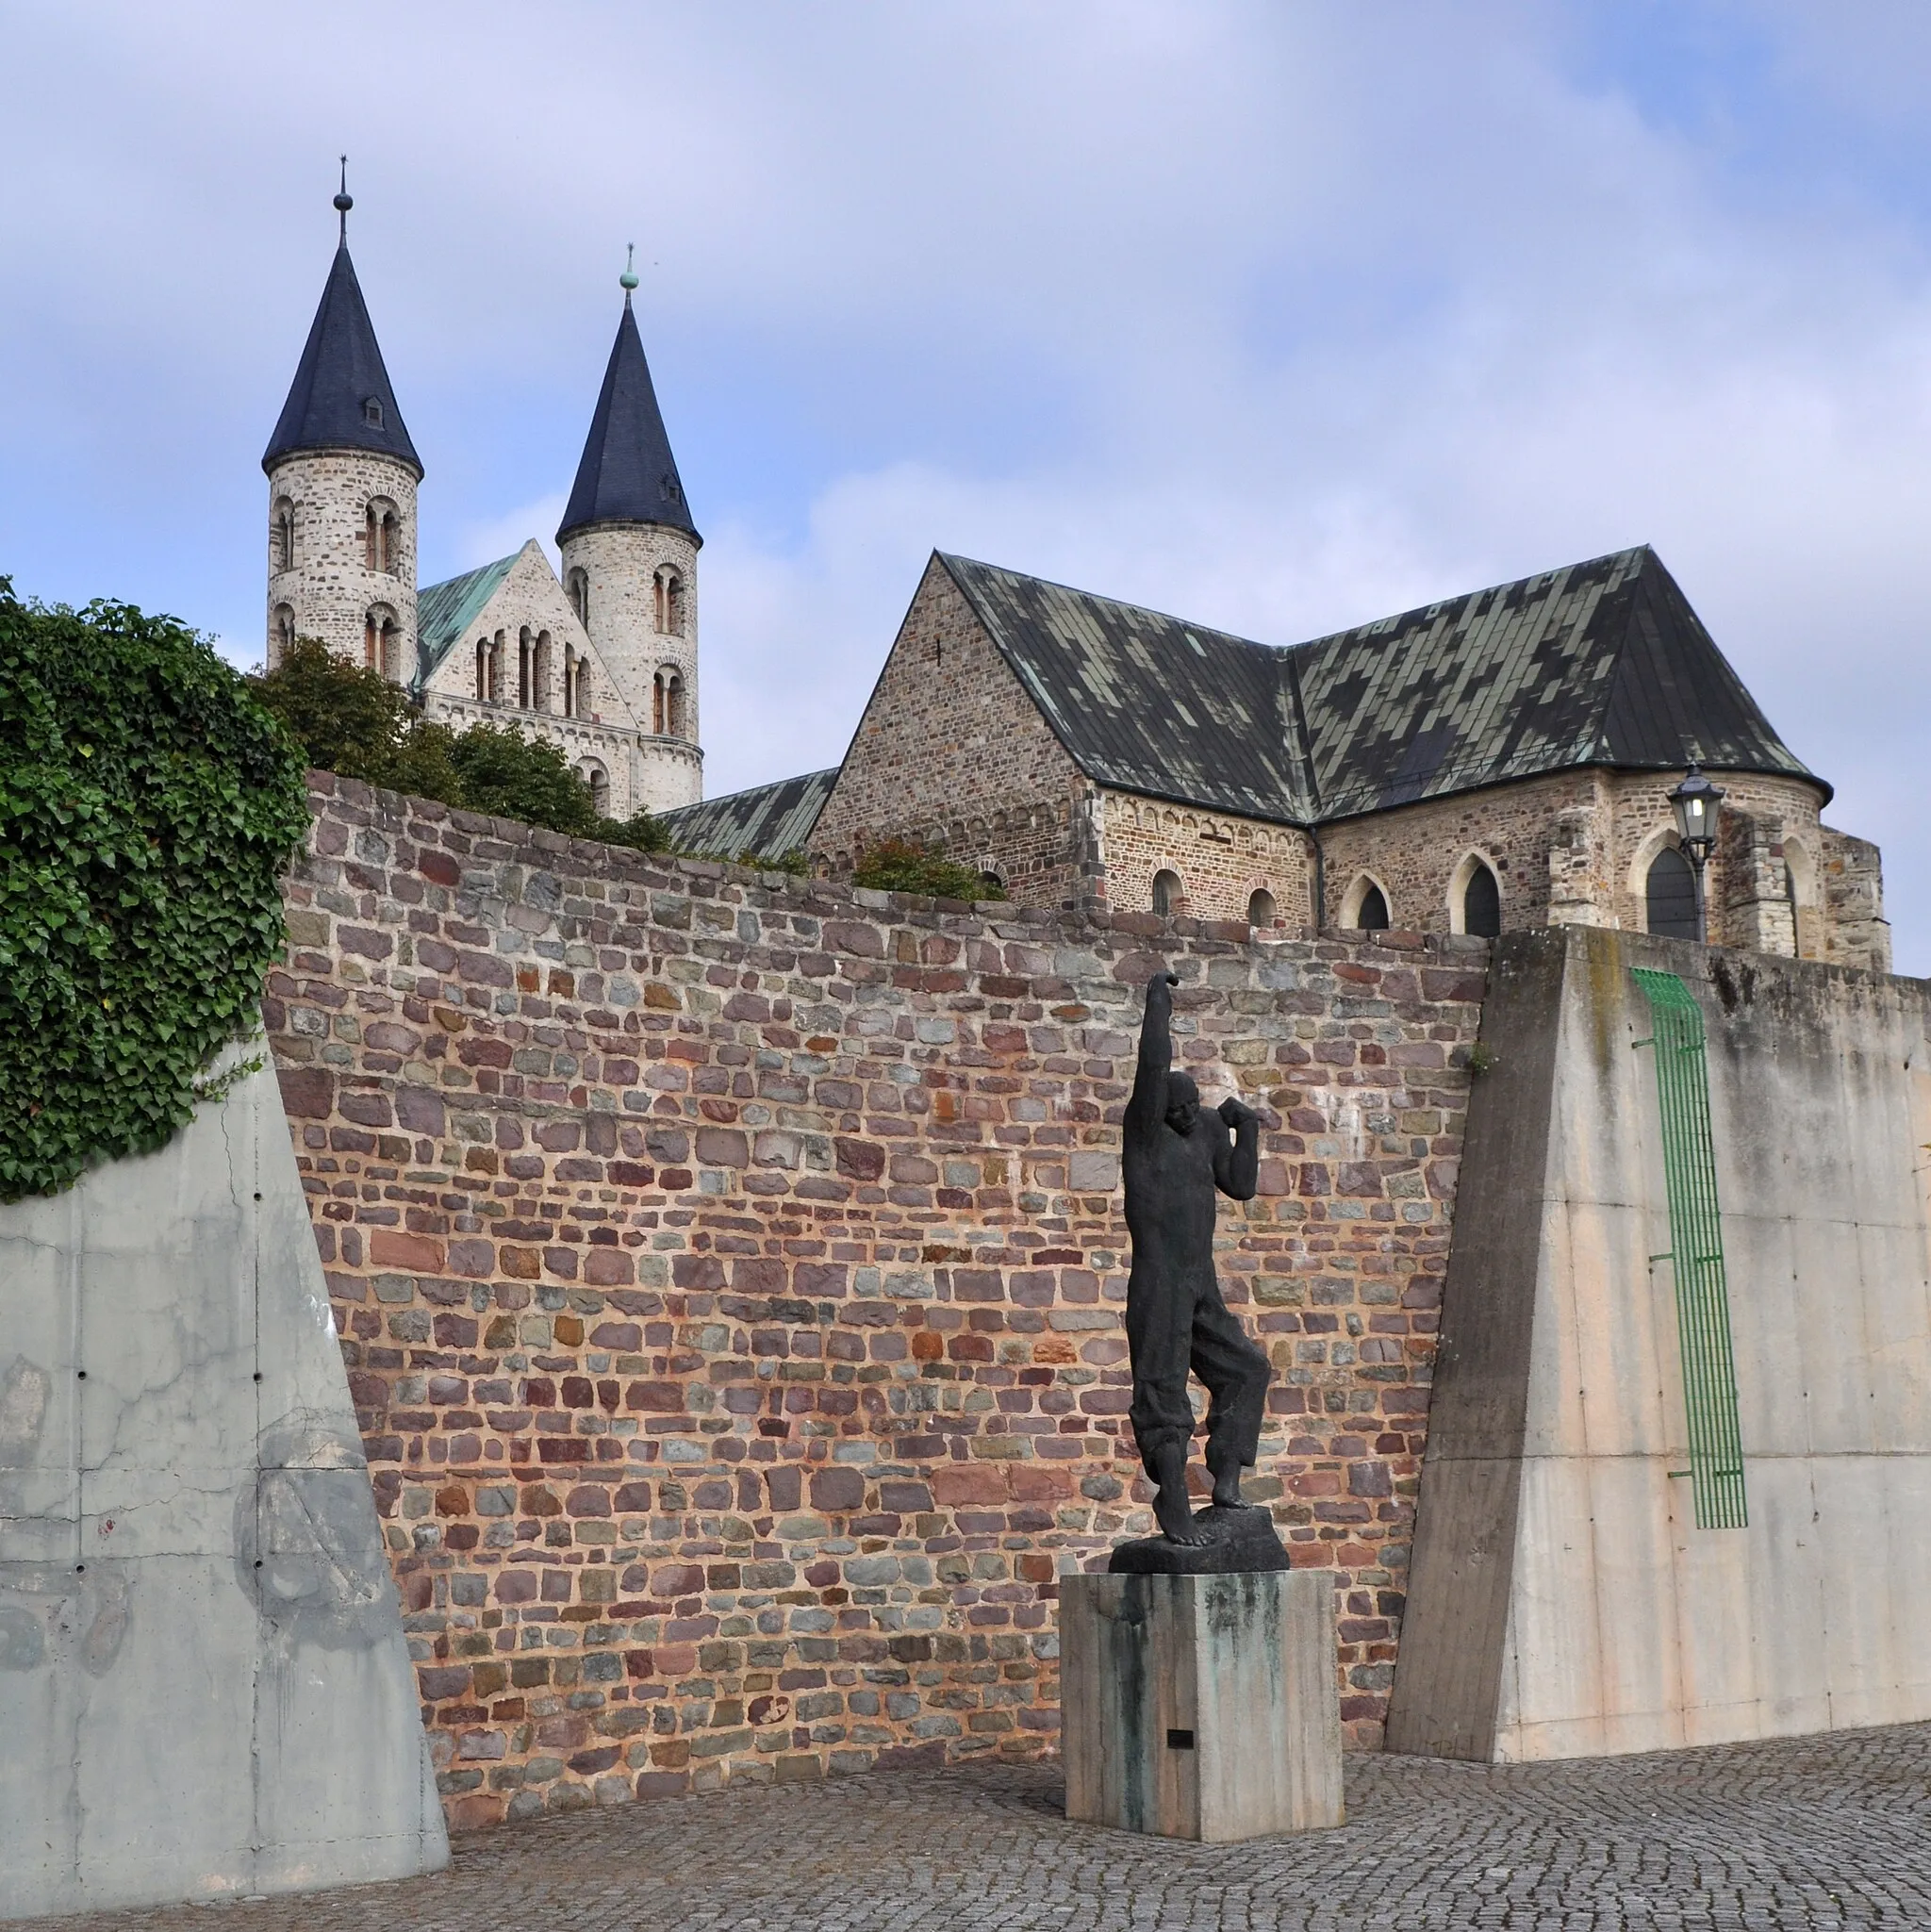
[
  {"xmin": 1213, "ymin": 1094, "xmax": 1261, "ymax": 1201},
  {"xmin": 1125, "ymin": 971, "xmax": 1176, "ymax": 1141}
]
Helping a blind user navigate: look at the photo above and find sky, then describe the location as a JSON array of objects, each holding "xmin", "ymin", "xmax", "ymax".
[{"xmin": 3, "ymin": 2, "xmax": 1928, "ymax": 973}]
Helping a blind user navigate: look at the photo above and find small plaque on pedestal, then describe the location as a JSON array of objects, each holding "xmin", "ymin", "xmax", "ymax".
[{"xmin": 1060, "ymin": 1568, "xmax": 1343, "ymax": 1841}]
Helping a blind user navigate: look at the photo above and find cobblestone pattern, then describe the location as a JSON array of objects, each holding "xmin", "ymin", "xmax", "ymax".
[
  {"xmin": 36, "ymin": 1723, "xmax": 1931, "ymax": 1930},
  {"xmin": 269, "ymin": 776, "xmax": 1485, "ymax": 1825}
]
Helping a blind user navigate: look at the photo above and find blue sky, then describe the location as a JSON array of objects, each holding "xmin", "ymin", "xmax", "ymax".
[{"xmin": 4, "ymin": 3, "xmax": 1927, "ymax": 971}]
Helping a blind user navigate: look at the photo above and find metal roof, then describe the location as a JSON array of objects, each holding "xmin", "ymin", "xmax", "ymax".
[
  {"xmin": 556, "ymin": 300, "xmax": 699, "ymax": 543},
  {"xmin": 263, "ymin": 243, "xmax": 421, "ymax": 479},
  {"xmin": 414, "ymin": 553, "xmax": 517, "ymax": 690},
  {"xmin": 660, "ymin": 768, "xmax": 837, "ymax": 858},
  {"xmin": 936, "ymin": 545, "xmax": 1823, "ymax": 825}
]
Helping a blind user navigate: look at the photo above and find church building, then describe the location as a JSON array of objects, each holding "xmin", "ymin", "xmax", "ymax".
[
  {"xmin": 262, "ymin": 190, "xmax": 702, "ymax": 818},
  {"xmin": 673, "ymin": 548, "xmax": 1890, "ymax": 971}
]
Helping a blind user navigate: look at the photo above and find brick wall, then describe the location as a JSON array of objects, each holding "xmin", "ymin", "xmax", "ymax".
[
  {"xmin": 813, "ymin": 558, "xmax": 1097, "ymax": 909},
  {"xmin": 1098, "ymin": 789, "xmax": 1314, "ymax": 927},
  {"xmin": 271, "ymin": 774, "xmax": 1487, "ymax": 1826}
]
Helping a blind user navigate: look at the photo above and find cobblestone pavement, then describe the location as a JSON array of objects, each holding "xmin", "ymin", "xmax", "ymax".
[{"xmin": 34, "ymin": 1724, "xmax": 1931, "ymax": 1931}]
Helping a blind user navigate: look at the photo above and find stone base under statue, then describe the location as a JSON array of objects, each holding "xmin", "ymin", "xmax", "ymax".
[
  {"xmin": 1106, "ymin": 1503, "xmax": 1291, "ymax": 1574},
  {"xmin": 1060, "ymin": 1569, "xmax": 1344, "ymax": 1841}
]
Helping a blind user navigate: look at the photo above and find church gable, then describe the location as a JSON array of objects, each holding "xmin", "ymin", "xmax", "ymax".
[{"xmin": 418, "ymin": 540, "xmax": 638, "ymax": 732}]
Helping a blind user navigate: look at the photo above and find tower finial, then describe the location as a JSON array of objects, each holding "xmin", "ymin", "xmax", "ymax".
[
  {"xmin": 334, "ymin": 156, "xmax": 353, "ymax": 245},
  {"xmin": 619, "ymin": 242, "xmax": 639, "ymax": 305}
]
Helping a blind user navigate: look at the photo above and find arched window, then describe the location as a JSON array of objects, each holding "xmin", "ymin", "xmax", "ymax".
[
  {"xmin": 380, "ymin": 616, "xmax": 401, "ymax": 682},
  {"xmin": 364, "ymin": 500, "xmax": 400, "ymax": 574},
  {"xmin": 653, "ymin": 567, "xmax": 685, "ymax": 636},
  {"xmin": 534, "ymin": 632, "xmax": 553, "ymax": 713},
  {"xmin": 562, "ymin": 645, "xmax": 577, "ymax": 718},
  {"xmin": 1461, "ymin": 862, "xmax": 1502, "ymax": 938},
  {"xmin": 364, "ymin": 611, "xmax": 377, "ymax": 669},
  {"xmin": 1645, "ymin": 845, "xmax": 1699, "ymax": 939},
  {"xmin": 518, "ymin": 628, "xmax": 533, "ymax": 709},
  {"xmin": 270, "ymin": 603, "xmax": 295, "ymax": 665},
  {"xmin": 1247, "ymin": 887, "xmax": 1277, "ymax": 929},
  {"xmin": 1151, "ymin": 869, "xmax": 1182, "ymax": 916},
  {"xmin": 1349, "ymin": 879, "xmax": 1391, "ymax": 931},
  {"xmin": 652, "ymin": 671, "xmax": 665, "ymax": 735},
  {"xmin": 574, "ymin": 658, "xmax": 592, "ymax": 718},
  {"xmin": 663, "ymin": 671, "xmax": 684, "ymax": 737},
  {"xmin": 272, "ymin": 498, "xmax": 295, "ymax": 573},
  {"xmin": 566, "ymin": 569, "xmax": 588, "ymax": 627},
  {"xmin": 980, "ymin": 869, "xmax": 1005, "ymax": 896},
  {"xmin": 475, "ymin": 637, "xmax": 489, "ymax": 702},
  {"xmin": 583, "ymin": 763, "xmax": 610, "ymax": 816}
]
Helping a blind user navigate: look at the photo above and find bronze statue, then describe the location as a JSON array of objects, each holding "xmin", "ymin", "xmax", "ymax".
[{"xmin": 1117, "ymin": 971, "xmax": 1283, "ymax": 1567}]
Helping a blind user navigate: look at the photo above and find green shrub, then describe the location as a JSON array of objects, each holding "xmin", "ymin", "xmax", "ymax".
[
  {"xmin": 253, "ymin": 636, "xmax": 669, "ymax": 850},
  {"xmin": 851, "ymin": 837, "xmax": 1003, "ymax": 901},
  {"xmin": 0, "ymin": 583, "xmax": 312, "ymax": 1199}
]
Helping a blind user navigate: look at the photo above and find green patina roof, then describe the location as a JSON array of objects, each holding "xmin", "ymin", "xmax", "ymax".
[
  {"xmin": 413, "ymin": 553, "xmax": 518, "ymax": 690},
  {"xmin": 934, "ymin": 545, "xmax": 1824, "ymax": 825}
]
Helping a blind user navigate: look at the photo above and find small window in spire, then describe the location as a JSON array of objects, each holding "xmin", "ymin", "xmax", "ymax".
[{"xmin": 363, "ymin": 397, "xmax": 385, "ymax": 428}]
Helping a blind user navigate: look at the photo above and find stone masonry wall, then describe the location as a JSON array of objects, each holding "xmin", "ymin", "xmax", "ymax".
[
  {"xmin": 813, "ymin": 558, "xmax": 1096, "ymax": 909},
  {"xmin": 266, "ymin": 449, "xmax": 419, "ymax": 672},
  {"xmin": 270, "ymin": 775, "xmax": 1486, "ymax": 1827},
  {"xmin": 1096, "ymin": 791, "xmax": 1317, "ymax": 928}
]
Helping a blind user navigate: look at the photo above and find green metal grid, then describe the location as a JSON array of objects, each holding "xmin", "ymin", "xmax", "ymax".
[{"xmin": 1630, "ymin": 968, "xmax": 1748, "ymax": 1530}]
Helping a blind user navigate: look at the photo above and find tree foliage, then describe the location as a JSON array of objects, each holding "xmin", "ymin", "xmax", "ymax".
[
  {"xmin": 252, "ymin": 637, "xmax": 670, "ymax": 852},
  {"xmin": 0, "ymin": 583, "xmax": 313, "ymax": 1199},
  {"xmin": 851, "ymin": 837, "xmax": 1004, "ymax": 901}
]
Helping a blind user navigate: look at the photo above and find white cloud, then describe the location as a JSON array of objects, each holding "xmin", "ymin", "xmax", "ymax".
[{"xmin": 2, "ymin": 2, "xmax": 1927, "ymax": 966}]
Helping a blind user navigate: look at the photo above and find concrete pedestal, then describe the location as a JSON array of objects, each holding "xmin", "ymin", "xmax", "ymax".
[{"xmin": 1060, "ymin": 1569, "xmax": 1343, "ymax": 1841}]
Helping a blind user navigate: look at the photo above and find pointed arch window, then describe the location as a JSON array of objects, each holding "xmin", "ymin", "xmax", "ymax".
[
  {"xmin": 1645, "ymin": 844, "xmax": 1699, "ymax": 940},
  {"xmin": 1461, "ymin": 861, "xmax": 1502, "ymax": 938},
  {"xmin": 1347, "ymin": 878, "xmax": 1391, "ymax": 931}
]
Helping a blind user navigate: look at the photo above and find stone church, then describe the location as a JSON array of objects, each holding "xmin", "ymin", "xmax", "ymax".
[
  {"xmin": 262, "ymin": 196, "xmax": 702, "ymax": 818},
  {"xmin": 672, "ymin": 548, "xmax": 1890, "ymax": 971}
]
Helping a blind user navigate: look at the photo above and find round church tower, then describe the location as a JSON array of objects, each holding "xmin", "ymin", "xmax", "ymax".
[
  {"xmin": 263, "ymin": 177, "xmax": 421, "ymax": 679},
  {"xmin": 556, "ymin": 255, "xmax": 703, "ymax": 812}
]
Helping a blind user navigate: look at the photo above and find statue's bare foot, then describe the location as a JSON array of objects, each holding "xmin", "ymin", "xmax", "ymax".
[
  {"xmin": 1155, "ymin": 1486, "xmax": 1213, "ymax": 1546},
  {"xmin": 1210, "ymin": 1481, "xmax": 1258, "ymax": 1511}
]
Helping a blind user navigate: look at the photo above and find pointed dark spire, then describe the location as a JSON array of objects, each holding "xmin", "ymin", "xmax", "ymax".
[
  {"xmin": 556, "ymin": 266, "xmax": 697, "ymax": 544},
  {"xmin": 262, "ymin": 176, "xmax": 421, "ymax": 479}
]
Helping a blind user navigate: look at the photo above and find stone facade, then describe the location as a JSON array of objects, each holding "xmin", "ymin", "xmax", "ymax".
[
  {"xmin": 419, "ymin": 542, "xmax": 647, "ymax": 822},
  {"xmin": 812, "ymin": 558, "xmax": 1097, "ymax": 906},
  {"xmin": 559, "ymin": 523, "xmax": 704, "ymax": 814},
  {"xmin": 1098, "ymin": 790, "xmax": 1313, "ymax": 927},
  {"xmin": 270, "ymin": 774, "xmax": 1486, "ymax": 1825},
  {"xmin": 266, "ymin": 449, "xmax": 420, "ymax": 676}
]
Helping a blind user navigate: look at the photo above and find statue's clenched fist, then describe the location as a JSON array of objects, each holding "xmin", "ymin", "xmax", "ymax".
[{"xmin": 1216, "ymin": 1095, "xmax": 1258, "ymax": 1130}]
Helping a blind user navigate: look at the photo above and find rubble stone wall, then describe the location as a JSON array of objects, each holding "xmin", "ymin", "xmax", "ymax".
[{"xmin": 270, "ymin": 775, "xmax": 1487, "ymax": 1827}]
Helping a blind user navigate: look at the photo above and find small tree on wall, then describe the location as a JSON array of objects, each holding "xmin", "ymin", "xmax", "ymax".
[
  {"xmin": 0, "ymin": 583, "xmax": 313, "ymax": 1199},
  {"xmin": 852, "ymin": 837, "xmax": 1005, "ymax": 901}
]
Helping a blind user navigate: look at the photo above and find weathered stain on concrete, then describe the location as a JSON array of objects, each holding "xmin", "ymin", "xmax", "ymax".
[
  {"xmin": 0, "ymin": 1042, "xmax": 448, "ymax": 1921},
  {"xmin": 1390, "ymin": 928, "xmax": 1931, "ymax": 1761}
]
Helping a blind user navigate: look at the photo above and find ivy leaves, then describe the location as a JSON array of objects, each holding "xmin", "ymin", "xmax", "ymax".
[{"xmin": 0, "ymin": 582, "xmax": 312, "ymax": 1199}]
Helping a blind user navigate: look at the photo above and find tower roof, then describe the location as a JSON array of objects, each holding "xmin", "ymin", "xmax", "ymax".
[
  {"xmin": 557, "ymin": 298, "xmax": 698, "ymax": 543},
  {"xmin": 263, "ymin": 240, "xmax": 421, "ymax": 479}
]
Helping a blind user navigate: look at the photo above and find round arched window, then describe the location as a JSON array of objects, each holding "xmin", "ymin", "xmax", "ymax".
[
  {"xmin": 1247, "ymin": 887, "xmax": 1277, "ymax": 929},
  {"xmin": 1151, "ymin": 869, "xmax": 1182, "ymax": 916},
  {"xmin": 1645, "ymin": 845, "xmax": 1699, "ymax": 939}
]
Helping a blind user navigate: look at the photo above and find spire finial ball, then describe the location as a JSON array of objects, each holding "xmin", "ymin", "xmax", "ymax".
[
  {"xmin": 334, "ymin": 155, "xmax": 353, "ymax": 217},
  {"xmin": 619, "ymin": 242, "xmax": 639, "ymax": 293}
]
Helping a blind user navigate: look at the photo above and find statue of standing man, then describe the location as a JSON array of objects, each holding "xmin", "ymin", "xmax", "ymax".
[{"xmin": 1121, "ymin": 971, "xmax": 1275, "ymax": 1551}]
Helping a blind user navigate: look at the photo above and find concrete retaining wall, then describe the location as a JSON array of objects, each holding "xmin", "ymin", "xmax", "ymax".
[
  {"xmin": 1389, "ymin": 927, "xmax": 1931, "ymax": 1760},
  {"xmin": 0, "ymin": 1046, "xmax": 447, "ymax": 1920}
]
